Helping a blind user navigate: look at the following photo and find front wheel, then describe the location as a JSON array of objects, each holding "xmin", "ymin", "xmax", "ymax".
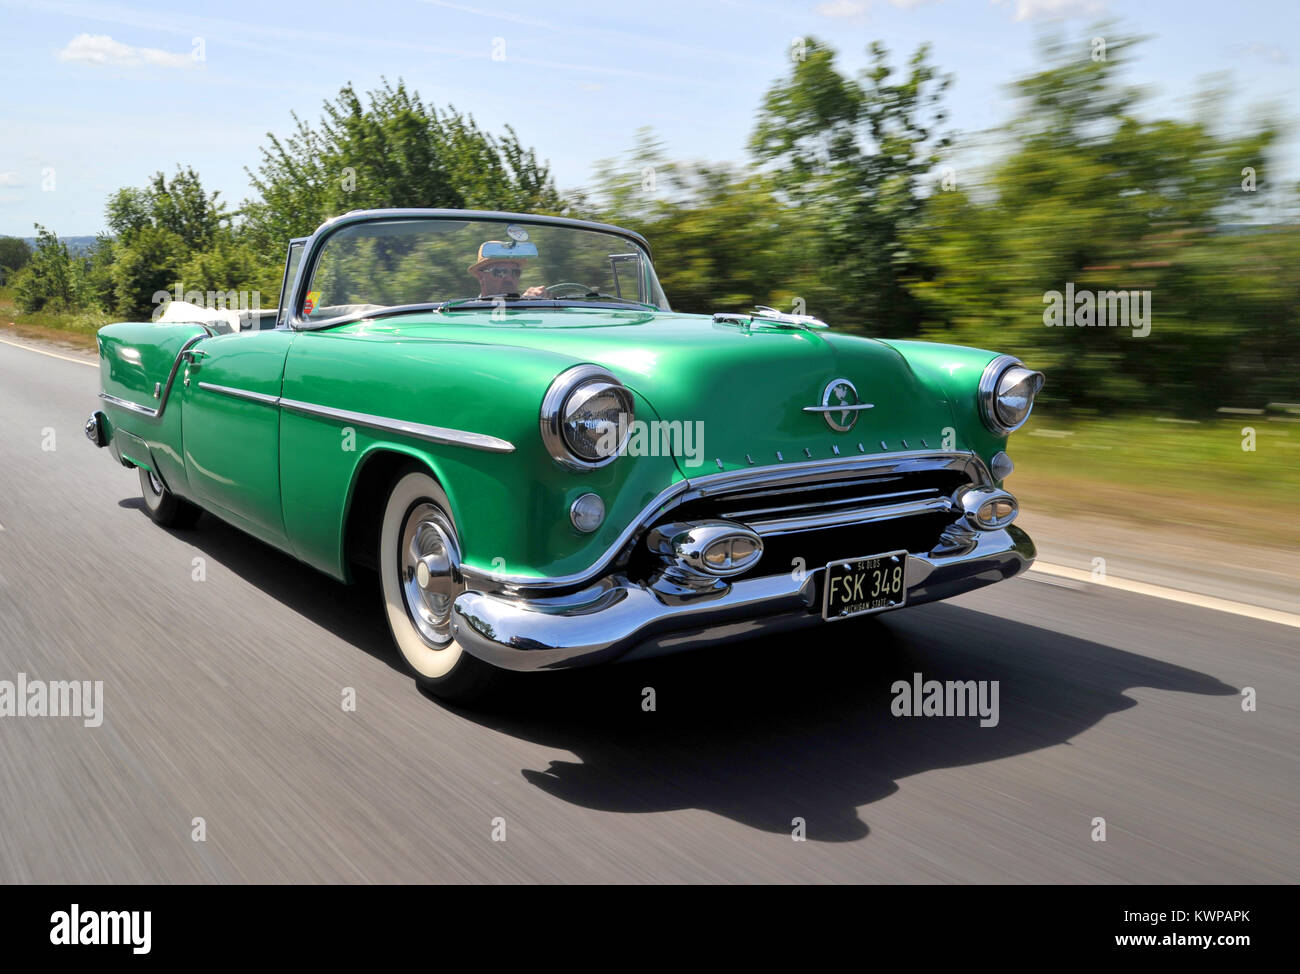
[
  {"xmin": 378, "ymin": 468, "xmax": 502, "ymax": 703},
  {"xmin": 138, "ymin": 467, "xmax": 202, "ymax": 528}
]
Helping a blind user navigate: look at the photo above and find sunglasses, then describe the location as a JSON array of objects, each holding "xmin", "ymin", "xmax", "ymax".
[{"xmin": 485, "ymin": 265, "xmax": 522, "ymax": 278}]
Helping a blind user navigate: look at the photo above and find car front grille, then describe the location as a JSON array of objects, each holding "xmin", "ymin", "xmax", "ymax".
[{"xmin": 632, "ymin": 456, "xmax": 978, "ymax": 586}]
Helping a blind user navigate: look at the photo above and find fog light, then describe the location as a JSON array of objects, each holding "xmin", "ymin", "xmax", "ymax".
[
  {"xmin": 978, "ymin": 498, "xmax": 1016, "ymax": 526},
  {"xmin": 570, "ymin": 492, "xmax": 605, "ymax": 533},
  {"xmin": 702, "ymin": 534, "xmax": 758, "ymax": 570},
  {"xmin": 957, "ymin": 486, "xmax": 1018, "ymax": 530},
  {"xmin": 646, "ymin": 521, "xmax": 764, "ymax": 580}
]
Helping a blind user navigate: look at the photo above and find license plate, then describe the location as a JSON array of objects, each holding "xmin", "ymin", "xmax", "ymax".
[{"xmin": 822, "ymin": 551, "xmax": 908, "ymax": 621}]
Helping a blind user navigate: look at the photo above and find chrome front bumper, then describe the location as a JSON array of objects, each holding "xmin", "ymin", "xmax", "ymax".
[{"xmin": 451, "ymin": 525, "xmax": 1036, "ymax": 671}]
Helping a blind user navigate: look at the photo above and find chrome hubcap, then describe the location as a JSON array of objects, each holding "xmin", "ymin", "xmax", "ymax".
[{"xmin": 399, "ymin": 503, "xmax": 461, "ymax": 648}]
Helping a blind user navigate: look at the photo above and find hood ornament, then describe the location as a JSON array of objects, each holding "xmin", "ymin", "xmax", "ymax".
[
  {"xmin": 713, "ymin": 306, "xmax": 829, "ymax": 332},
  {"xmin": 803, "ymin": 378, "xmax": 873, "ymax": 432}
]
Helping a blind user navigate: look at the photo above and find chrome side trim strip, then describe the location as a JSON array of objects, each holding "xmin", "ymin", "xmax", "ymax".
[
  {"xmin": 278, "ymin": 397, "xmax": 516, "ymax": 454},
  {"xmin": 97, "ymin": 333, "xmax": 206, "ymax": 421},
  {"xmin": 802, "ymin": 403, "xmax": 875, "ymax": 413},
  {"xmin": 98, "ymin": 391, "xmax": 158, "ymax": 417},
  {"xmin": 461, "ymin": 451, "xmax": 991, "ymax": 592},
  {"xmin": 197, "ymin": 382, "xmax": 280, "ymax": 406}
]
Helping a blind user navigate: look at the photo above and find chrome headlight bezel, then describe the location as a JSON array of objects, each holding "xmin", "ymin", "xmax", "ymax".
[
  {"xmin": 540, "ymin": 364, "xmax": 635, "ymax": 471},
  {"xmin": 978, "ymin": 355, "xmax": 1045, "ymax": 436}
]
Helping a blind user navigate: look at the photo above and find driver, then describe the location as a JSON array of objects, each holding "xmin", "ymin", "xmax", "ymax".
[{"xmin": 468, "ymin": 242, "xmax": 546, "ymax": 298}]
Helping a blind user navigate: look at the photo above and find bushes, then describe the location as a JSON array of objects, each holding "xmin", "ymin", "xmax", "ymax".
[
  {"xmin": 0, "ymin": 236, "xmax": 30, "ymax": 286},
  {"xmin": 11, "ymin": 226, "xmax": 89, "ymax": 313},
  {"xmin": 109, "ymin": 226, "xmax": 186, "ymax": 320}
]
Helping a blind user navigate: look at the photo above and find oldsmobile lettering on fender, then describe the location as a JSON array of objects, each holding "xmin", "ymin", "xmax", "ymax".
[{"xmin": 86, "ymin": 208, "xmax": 1045, "ymax": 702}]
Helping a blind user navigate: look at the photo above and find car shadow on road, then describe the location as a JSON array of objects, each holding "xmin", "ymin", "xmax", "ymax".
[
  {"xmin": 149, "ymin": 502, "xmax": 1237, "ymax": 842},
  {"xmin": 463, "ymin": 603, "xmax": 1238, "ymax": 842},
  {"xmin": 122, "ymin": 501, "xmax": 400, "ymax": 664}
]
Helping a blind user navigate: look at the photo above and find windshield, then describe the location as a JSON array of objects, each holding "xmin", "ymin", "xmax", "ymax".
[{"xmin": 298, "ymin": 216, "xmax": 669, "ymax": 324}]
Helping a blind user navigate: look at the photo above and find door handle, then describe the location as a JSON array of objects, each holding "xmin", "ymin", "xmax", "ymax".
[{"xmin": 183, "ymin": 349, "xmax": 208, "ymax": 366}]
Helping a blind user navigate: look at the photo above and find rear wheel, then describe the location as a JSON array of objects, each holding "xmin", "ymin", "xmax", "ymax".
[
  {"xmin": 379, "ymin": 468, "xmax": 502, "ymax": 703},
  {"xmin": 138, "ymin": 467, "xmax": 202, "ymax": 528}
]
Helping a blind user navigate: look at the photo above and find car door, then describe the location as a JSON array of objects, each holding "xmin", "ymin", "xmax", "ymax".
[{"xmin": 180, "ymin": 328, "xmax": 295, "ymax": 546}]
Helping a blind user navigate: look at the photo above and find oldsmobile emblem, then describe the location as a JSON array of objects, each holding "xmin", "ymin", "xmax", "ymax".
[{"xmin": 804, "ymin": 377, "xmax": 873, "ymax": 432}]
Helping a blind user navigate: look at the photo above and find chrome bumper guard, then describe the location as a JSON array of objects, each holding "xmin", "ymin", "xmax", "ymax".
[{"xmin": 451, "ymin": 524, "xmax": 1036, "ymax": 671}]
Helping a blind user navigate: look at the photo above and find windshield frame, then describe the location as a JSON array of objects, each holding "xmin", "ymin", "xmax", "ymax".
[{"xmin": 286, "ymin": 208, "xmax": 663, "ymax": 331}]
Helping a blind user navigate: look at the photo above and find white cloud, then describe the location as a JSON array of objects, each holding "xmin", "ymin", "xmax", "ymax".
[
  {"xmin": 1234, "ymin": 42, "xmax": 1289, "ymax": 65},
  {"xmin": 994, "ymin": 0, "xmax": 1106, "ymax": 21},
  {"xmin": 0, "ymin": 172, "xmax": 23, "ymax": 187},
  {"xmin": 816, "ymin": 0, "xmax": 869, "ymax": 18},
  {"xmin": 816, "ymin": 0, "xmax": 938, "ymax": 17},
  {"xmin": 57, "ymin": 33, "xmax": 194, "ymax": 68}
]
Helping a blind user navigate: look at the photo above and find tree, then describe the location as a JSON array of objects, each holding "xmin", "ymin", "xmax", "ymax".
[
  {"xmin": 179, "ymin": 237, "xmax": 281, "ymax": 307},
  {"xmin": 590, "ymin": 132, "xmax": 799, "ymax": 314},
  {"xmin": 242, "ymin": 79, "xmax": 568, "ymax": 263},
  {"xmin": 750, "ymin": 39, "xmax": 952, "ymax": 335},
  {"xmin": 103, "ymin": 167, "xmax": 228, "ymax": 318},
  {"xmin": 111, "ymin": 226, "xmax": 185, "ymax": 320},
  {"xmin": 12, "ymin": 225, "xmax": 86, "ymax": 312},
  {"xmin": 82, "ymin": 235, "xmax": 118, "ymax": 312},
  {"xmin": 906, "ymin": 32, "xmax": 1284, "ymax": 414},
  {"xmin": 0, "ymin": 236, "xmax": 31, "ymax": 284},
  {"xmin": 106, "ymin": 167, "xmax": 227, "ymax": 253}
]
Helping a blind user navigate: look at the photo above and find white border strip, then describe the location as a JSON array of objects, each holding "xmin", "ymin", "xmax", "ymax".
[
  {"xmin": 0, "ymin": 334, "xmax": 99, "ymax": 368},
  {"xmin": 1030, "ymin": 562, "xmax": 1300, "ymax": 629}
]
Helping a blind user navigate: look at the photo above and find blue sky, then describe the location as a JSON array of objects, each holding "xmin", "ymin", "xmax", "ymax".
[{"xmin": 0, "ymin": 0, "xmax": 1294, "ymax": 236}]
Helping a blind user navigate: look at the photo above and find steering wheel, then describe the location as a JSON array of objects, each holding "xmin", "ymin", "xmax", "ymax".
[{"xmin": 542, "ymin": 282, "xmax": 598, "ymax": 297}]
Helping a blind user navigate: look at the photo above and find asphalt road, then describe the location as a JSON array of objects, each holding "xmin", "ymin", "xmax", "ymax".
[{"xmin": 0, "ymin": 337, "xmax": 1295, "ymax": 883}]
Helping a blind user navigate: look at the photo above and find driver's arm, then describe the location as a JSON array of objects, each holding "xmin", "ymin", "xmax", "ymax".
[{"xmin": 521, "ymin": 284, "xmax": 546, "ymax": 298}]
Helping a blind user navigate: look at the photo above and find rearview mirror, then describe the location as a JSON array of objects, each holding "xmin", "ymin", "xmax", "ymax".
[{"xmin": 479, "ymin": 241, "xmax": 538, "ymax": 259}]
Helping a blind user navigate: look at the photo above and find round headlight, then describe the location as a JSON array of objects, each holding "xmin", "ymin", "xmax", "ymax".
[
  {"xmin": 562, "ymin": 380, "xmax": 632, "ymax": 461},
  {"xmin": 979, "ymin": 356, "xmax": 1045, "ymax": 435},
  {"xmin": 541, "ymin": 365, "xmax": 635, "ymax": 470}
]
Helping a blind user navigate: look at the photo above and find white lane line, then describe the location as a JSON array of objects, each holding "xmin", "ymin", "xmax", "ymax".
[
  {"xmin": 0, "ymin": 334, "xmax": 99, "ymax": 368},
  {"xmin": 1029, "ymin": 562, "xmax": 1300, "ymax": 630}
]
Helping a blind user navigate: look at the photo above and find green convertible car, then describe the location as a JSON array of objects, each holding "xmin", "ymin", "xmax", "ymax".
[{"xmin": 87, "ymin": 208, "xmax": 1044, "ymax": 701}]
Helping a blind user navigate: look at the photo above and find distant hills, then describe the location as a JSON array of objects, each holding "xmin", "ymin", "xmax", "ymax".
[{"xmin": 16, "ymin": 235, "xmax": 100, "ymax": 255}]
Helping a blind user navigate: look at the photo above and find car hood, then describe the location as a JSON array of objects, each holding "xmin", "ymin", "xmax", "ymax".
[{"xmin": 341, "ymin": 308, "xmax": 957, "ymax": 475}]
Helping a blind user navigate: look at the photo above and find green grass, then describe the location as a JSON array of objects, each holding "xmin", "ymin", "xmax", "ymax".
[
  {"xmin": 0, "ymin": 286, "xmax": 108, "ymax": 349},
  {"xmin": 1010, "ymin": 409, "xmax": 1300, "ymax": 546}
]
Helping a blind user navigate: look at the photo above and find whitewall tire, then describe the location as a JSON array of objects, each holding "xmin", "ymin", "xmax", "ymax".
[{"xmin": 379, "ymin": 468, "xmax": 500, "ymax": 701}]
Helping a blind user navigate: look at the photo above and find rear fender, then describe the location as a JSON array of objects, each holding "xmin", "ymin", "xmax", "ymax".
[{"xmin": 96, "ymin": 321, "xmax": 208, "ymax": 497}]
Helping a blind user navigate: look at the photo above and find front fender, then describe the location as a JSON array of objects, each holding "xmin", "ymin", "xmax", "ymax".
[
  {"xmin": 877, "ymin": 340, "xmax": 1011, "ymax": 470},
  {"xmin": 279, "ymin": 330, "xmax": 682, "ymax": 582}
]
